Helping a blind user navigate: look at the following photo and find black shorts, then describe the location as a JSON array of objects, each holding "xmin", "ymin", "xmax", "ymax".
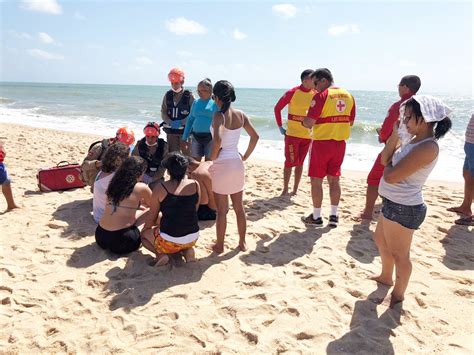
[{"xmin": 95, "ymin": 224, "xmax": 141, "ymax": 255}]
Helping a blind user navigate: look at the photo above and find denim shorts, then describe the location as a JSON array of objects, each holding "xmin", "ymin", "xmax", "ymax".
[
  {"xmin": 0, "ymin": 163, "xmax": 10, "ymax": 185},
  {"xmin": 191, "ymin": 135, "xmax": 213, "ymax": 159},
  {"xmin": 381, "ymin": 197, "xmax": 427, "ymax": 230},
  {"xmin": 463, "ymin": 142, "xmax": 474, "ymax": 176}
]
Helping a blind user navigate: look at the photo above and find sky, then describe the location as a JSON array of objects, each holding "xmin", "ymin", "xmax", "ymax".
[{"xmin": 1, "ymin": 0, "xmax": 473, "ymax": 93}]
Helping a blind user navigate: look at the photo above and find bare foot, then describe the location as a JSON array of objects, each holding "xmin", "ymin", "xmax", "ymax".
[
  {"xmin": 280, "ymin": 190, "xmax": 290, "ymax": 197},
  {"xmin": 155, "ymin": 254, "xmax": 169, "ymax": 266},
  {"xmin": 389, "ymin": 293, "xmax": 404, "ymax": 308},
  {"xmin": 183, "ymin": 248, "xmax": 196, "ymax": 263},
  {"xmin": 211, "ymin": 243, "xmax": 224, "ymax": 254},
  {"xmin": 369, "ymin": 275, "xmax": 394, "ymax": 286},
  {"xmin": 447, "ymin": 206, "xmax": 472, "ymax": 215},
  {"xmin": 6, "ymin": 204, "xmax": 20, "ymax": 211},
  {"xmin": 238, "ymin": 241, "xmax": 247, "ymax": 252}
]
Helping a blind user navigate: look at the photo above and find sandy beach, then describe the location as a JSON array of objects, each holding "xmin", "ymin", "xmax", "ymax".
[{"xmin": 0, "ymin": 122, "xmax": 472, "ymax": 353}]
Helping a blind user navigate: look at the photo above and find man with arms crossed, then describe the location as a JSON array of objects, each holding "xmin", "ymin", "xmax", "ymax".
[{"xmin": 302, "ymin": 68, "xmax": 356, "ymax": 228}]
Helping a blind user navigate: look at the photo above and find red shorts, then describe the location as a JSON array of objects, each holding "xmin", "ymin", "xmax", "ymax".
[
  {"xmin": 308, "ymin": 140, "xmax": 346, "ymax": 178},
  {"xmin": 367, "ymin": 153, "xmax": 385, "ymax": 186},
  {"xmin": 284, "ymin": 135, "xmax": 311, "ymax": 168}
]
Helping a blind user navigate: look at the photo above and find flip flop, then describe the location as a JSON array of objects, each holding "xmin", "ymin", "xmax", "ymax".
[{"xmin": 455, "ymin": 216, "xmax": 474, "ymax": 226}]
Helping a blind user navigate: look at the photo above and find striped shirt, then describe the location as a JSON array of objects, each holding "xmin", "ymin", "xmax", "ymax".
[{"xmin": 466, "ymin": 114, "xmax": 474, "ymax": 144}]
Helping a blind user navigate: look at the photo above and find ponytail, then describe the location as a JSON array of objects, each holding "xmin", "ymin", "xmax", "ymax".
[
  {"xmin": 213, "ymin": 80, "xmax": 236, "ymax": 114},
  {"xmin": 434, "ymin": 117, "xmax": 452, "ymax": 140}
]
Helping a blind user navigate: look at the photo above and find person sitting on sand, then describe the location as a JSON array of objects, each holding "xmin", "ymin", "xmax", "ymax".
[
  {"xmin": 141, "ymin": 152, "xmax": 200, "ymax": 266},
  {"xmin": 132, "ymin": 122, "xmax": 168, "ymax": 188},
  {"xmin": 92, "ymin": 142, "xmax": 130, "ymax": 223},
  {"xmin": 187, "ymin": 158, "xmax": 216, "ymax": 220},
  {"xmin": 371, "ymin": 95, "xmax": 452, "ymax": 307},
  {"xmin": 95, "ymin": 156, "xmax": 152, "ymax": 255},
  {"xmin": 0, "ymin": 141, "xmax": 19, "ymax": 211},
  {"xmin": 447, "ymin": 113, "xmax": 474, "ymax": 226},
  {"xmin": 81, "ymin": 127, "xmax": 135, "ymax": 188},
  {"xmin": 209, "ymin": 80, "xmax": 259, "ymax": 253}
]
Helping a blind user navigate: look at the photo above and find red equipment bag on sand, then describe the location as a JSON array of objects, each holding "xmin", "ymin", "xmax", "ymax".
[{"xmin": 37, "ymin": 161, "xmax": 86, "ymax": 192}]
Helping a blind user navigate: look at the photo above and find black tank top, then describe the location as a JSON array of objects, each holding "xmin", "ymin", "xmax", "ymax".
[{"xmin": 160, "ymin": 181, "xmax": 199, "ymax": 238}]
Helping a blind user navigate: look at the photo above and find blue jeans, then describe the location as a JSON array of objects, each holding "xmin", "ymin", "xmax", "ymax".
[
  {"xmin": 382, "ymin": 197, "xmax": 427, "ymax": 230},
  {"xmin": 191, "ymin": 133, "xmax": 213, "ymax": 159}
]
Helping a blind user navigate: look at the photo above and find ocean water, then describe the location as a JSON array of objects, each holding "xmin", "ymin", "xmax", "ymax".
[{"xmin": 0, "ymin": 82, "xmax": 471, "ymax": 182}]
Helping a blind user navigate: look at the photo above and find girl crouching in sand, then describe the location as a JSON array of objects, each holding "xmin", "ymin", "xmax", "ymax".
[
  {"xmin": 371, "ymin": 95, "xmax": 452, "ymax": 307},
  {"xmin": 95, "ymin": 156, "xmax": 152, "ymax": 254},
  {"xmin": 141, "ymin": 152, "xmax": 201, "ymax": 266}
]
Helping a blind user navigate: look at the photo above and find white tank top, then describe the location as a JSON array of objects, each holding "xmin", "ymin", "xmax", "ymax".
[
  {"xmin": 378, "ymin": 138, "xmax": 438, "ymax": 205},
  {"xmin": 213, "ymin": 111, "xmax": 243, "ymax": 161},
  {"xmin": 93, "ymin": 171, "xmax": 115, "ymax": 223}
]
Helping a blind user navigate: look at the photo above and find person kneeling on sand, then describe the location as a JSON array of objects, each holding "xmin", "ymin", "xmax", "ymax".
[
  {"xmin": 0, "ymin": 141, "xmax": 19, "ymax": 211},
  {"xmin": 81, "ymin": 127, "xmax": 135, "ymax": 188},
  {"xmin": 188, "ymin": 158, "xmax": 217, "ymax": 220},
  {"xmin": 141, "ymin": 152, "xmax": 200, "ymax": 266},
  {"xmin": 132, "ymin": 122, "xmax": 168, "ymax": 189},
  {"xmin": 93, "ymin": 142, "xmax": 130, "ymax": 223},
  {"xmin": 95, "ymin": 156, "xmax": 152, "ymax": 255}
]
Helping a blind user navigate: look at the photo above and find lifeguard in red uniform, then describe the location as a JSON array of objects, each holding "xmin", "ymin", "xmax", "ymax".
[
  {"xmin": 302, "ymin": 68, "xmax": 356, "ymax": 228},
  {"xmin": 274, "ymin": 69, "xmax": 315, "ymax": 195}
]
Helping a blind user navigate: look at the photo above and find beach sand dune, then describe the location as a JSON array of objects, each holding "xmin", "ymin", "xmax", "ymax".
[{"xmin": 0, "ymin": 123, "xmax": 472, "ymax": 353}]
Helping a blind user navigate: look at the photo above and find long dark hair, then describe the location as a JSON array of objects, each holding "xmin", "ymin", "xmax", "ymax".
[
  {"xmin": 213, "ymin": 80, "xmax": 236, "ymax": 113},
  {"xmin": 106, "ymin": 156, "xmax": 147, "ymax": 206},
  {"xmin": 404, "ymin": 98, "xmax": 452, "ymax": 140},
  {"xmin": 161, "ymin": 152, "xmax": 188, "ymax": 182}
]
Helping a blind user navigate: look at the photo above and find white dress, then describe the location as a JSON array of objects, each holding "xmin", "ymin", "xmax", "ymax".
[{"xmin": 210, "ymin": 111, "xmax": 245, "ymax": 195}]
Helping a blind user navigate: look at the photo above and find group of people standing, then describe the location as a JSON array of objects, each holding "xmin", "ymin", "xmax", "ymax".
[
  {"xmin": 81, "ymin": 68, "xmax": 259, "ymax": 265},
  {"xmin": 75, "ymin": 65, "xmax": 471, "ymax": 307}
]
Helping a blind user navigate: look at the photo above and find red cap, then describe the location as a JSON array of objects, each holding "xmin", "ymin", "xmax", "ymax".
[{"xmin": 115, "ymin": 127, "xmax": 135, "ymax": 145}]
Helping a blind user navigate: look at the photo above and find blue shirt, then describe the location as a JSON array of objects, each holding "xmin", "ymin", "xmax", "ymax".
[{"xmin": 182, "ymin": 98, "xmax": 217, "ymax": 140}]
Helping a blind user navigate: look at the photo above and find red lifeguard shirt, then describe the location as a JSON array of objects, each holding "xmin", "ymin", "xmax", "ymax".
[{"xmin": 378, "ymin": 93, "xmax": 413, "ymax": 143}]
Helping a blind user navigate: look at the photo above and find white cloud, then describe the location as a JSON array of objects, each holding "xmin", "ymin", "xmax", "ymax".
[
  {"xmin": 165, "ymin": 17, "xmax": 207, "ymax": 35},
  {"xmin": 177, "ymin": 50, "xmax": 193, "ymax": 57},
  {"xmin": 328, "ymin": 24, "xmax": 360, "ymax": 36},
  {"xmin": 272, "ymin": 4, "xmax": 298, "ymax": 18},
  {"xmin": 38, "ymin": 32, "xmax": 54, "ymax": 44},
  {"xmin": 8, "ymin": 30, "xmax": 32, "ymax": 40},
  {"xmin": 135, "ymin": 56, "xmax": 153, "ymax": 65},
  {"xmin": 27, "ymin": 48, "xmax": 64, "ymax": 60},
  {"xmin": 20, "ymin": 0, "xmax": 62, "ymax": 15},
  {"xmin": 232, "ymin": 29, "xmax": 247, "ymax": 40},
  {"xmin": 74, "ymin": 11, "xmax": 86, "ymax": 20}
]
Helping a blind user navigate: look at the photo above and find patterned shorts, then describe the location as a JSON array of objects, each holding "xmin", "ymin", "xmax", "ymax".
[{"xmin": 153, "ymin": 229, "xmax": 197, "ymax": 254}]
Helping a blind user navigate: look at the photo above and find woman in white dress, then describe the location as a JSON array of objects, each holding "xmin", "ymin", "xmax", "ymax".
[{"xmin": 209, "ymin": 80, "xmax": 259, "ymax": 253}]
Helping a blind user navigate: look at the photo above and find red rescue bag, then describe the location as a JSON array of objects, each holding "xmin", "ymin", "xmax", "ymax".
[{"xmin": 37, "ymin": 161, "xmax": 86, "ymax": 192}]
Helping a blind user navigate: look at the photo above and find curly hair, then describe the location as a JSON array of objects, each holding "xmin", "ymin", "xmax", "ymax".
[
  {"xmin": 106, "ymin": 156, "xmax": 147, "ymax": 206},
  {"xmin": 101, "ymin": 142, "xmax": 130, "ymax": 173},
  {"xmin": 161, "ymin": 152, "xmax": 189, "ymax": 182},
  {"xmin": 213, "ymin": 80, "xmax": 236, "ymax": 113}
]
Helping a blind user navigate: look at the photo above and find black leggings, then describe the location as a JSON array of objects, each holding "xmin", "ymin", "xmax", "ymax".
[{"xmin": 95, "ymin": 224, "xmax": 141, "ymax": 255}]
